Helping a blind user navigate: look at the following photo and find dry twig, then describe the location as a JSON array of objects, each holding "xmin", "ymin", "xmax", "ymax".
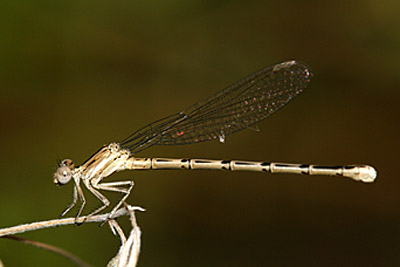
[{"xmin": 0, "ymin": 205, "xmax": 145, "ymax": 266}]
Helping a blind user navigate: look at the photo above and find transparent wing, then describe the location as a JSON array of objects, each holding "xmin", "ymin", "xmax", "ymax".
[{"xmin": 120, "ymin": 60, "xmax": 313, "ymax": 154}]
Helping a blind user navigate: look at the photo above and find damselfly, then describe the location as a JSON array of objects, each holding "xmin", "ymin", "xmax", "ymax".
[{"xmin": 54, "ymin": 60, "xmax": 377, "ymax": 224}]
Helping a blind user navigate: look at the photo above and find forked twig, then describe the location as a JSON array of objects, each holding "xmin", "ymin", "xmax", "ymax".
[
  {"xmin": 107, "ymin": 204, "xmax": 143, "ymax": 267},
  {"xmin": 0, "ymin": 206, "xmax": 145, "ymax": 267}
]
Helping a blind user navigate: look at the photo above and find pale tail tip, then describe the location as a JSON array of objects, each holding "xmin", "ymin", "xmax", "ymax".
[
  {"xmin": 356, "ymin": 165, "xmax": 377, "ymax": 183},
  {"xmin": 343, "ymin": 165, "xmax": 377, "ymax": 183}
]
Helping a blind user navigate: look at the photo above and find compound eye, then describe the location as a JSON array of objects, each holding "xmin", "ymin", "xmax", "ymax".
[
  {"xmin": 54, "ymin": 161, "xmax": 73, "ymax": 185},
  {"xmin": 61, "ymin": 159, "xmax": 75, "ymax": 169}
]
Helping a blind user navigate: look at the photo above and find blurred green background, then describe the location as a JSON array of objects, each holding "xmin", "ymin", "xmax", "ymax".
[{"xmin": 0, "ymin": 0, "xmax": 399, "ymax": 266}]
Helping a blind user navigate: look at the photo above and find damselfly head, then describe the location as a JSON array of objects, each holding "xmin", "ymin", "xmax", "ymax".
[{"xmin": 54, "ymin": 159, "xmax": 75, "ymax": 185}]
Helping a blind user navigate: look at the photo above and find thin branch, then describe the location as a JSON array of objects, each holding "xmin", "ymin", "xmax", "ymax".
[
  {"xmin": 2, "ymin": 235, "xmax": 91, "ymax": 267},
  {"xmin": 0, "ymin": 207, "xmax": 131, "ymax": 237}
]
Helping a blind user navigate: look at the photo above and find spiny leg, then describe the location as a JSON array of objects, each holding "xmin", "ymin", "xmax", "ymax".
[
  {"xmin": 60, "ymin": 182, "xmax": 87, "ymax": 225},
  {"xmin": 74, "ymin": 183, "xmax": 87, "ymax": 225},
  {"xmin": 59, "ymin": 185, "xmax": 78, "ymax": 218},
  {"xmin": 81, "ymin": 179, "xmax": 111, "ymax": 223},
  {"xmin": 94, "ymin": 180, "xmax": 134, "ymax": 224}
]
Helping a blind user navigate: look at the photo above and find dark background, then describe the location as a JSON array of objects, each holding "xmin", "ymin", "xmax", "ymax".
[{"xmin": 0, "ymin": 1, "xmax": 399, "ymax": 266}]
